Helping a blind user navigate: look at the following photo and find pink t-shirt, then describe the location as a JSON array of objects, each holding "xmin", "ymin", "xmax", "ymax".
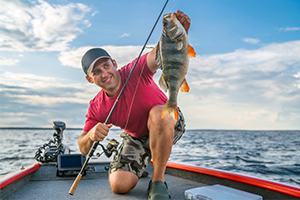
[{"xmin": 83, "ymin": 53, "xmax": 167, "ymax": 138}]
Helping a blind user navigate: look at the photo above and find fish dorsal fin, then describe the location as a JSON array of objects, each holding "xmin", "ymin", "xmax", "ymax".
[
  {"xmin": 180, "ymin": 79, "xmax": 190, "ymax": 92},
  {"xmin": 188, "ymin": 44, "xmax": 196, "ymax": 58},
  {"xmin": 159, "ymin": 74, "xmax": 168, "ymax": 92},
  {"xmin": 155, "ymin": 41, "xmax": 163, "ymax": 69}
]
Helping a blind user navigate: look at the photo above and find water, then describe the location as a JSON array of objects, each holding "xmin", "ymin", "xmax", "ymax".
[{"xmin": 0, "ymin": 128, "xmax": 299, "ymax": 188}]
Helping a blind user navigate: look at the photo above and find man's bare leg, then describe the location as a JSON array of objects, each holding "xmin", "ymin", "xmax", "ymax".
[{"xmin": 147, "ymin": 105, "xmax": 176, "ymax": 183}]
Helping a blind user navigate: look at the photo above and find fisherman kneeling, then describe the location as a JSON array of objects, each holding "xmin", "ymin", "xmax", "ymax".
[{"xmin": 78, "ymin": 10, "xmax": 191, "ymax": 200}]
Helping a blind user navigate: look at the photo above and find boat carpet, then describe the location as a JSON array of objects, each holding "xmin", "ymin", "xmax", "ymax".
[{"xmin": 5, "ymin": 162, "xmax": 204, "ymax": 200}]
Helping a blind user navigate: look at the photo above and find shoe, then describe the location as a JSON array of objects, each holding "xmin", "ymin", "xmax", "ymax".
[{"xmin": 147, "ymin": 181, "xmax": 171, "ymax": 200}]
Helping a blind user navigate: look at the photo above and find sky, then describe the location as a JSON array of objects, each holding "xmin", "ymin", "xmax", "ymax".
[{"xmin": 0, "ymin": 0, "xmax": 299, "ymax": 130}]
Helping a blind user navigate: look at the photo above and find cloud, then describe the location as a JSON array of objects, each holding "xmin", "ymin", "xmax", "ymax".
[
  {"xmin": 1, "ymin": 41, "xmax": 300, "ymax": 129},
  {"xmin": 59, "ymin": 47, "xmax": 88, "ymax": 69},
  {"xmin": 0, "ymin": 56, "xmax": 19, "ymax": 66},
  {"xmin": 0, "ymin": 0, "xmax": 91, "ymax": 52},
  {"xmin": 91, "ymin": 11, "xmax": 99, "ymax": 17},
  {"xmin": 59, "ymin": 45, "xmax": 153, "ymax": 69},
  {"xmin": 279, "ymin": 27, "xmax": 300, "ymax": 32},
  {"xmin": 242, "ymin": 38, "xmax": 260, "ymax": 44},
  {"xmin": 184, "ymin": 40, "xmax": 300, "ymax": 129},
  {"xmin": 0, "ymin": 72, "xmax": 101, "ymax": 117},
  {"xmin": 0, "ymin": 71, "xmax": 99, "ymax": 127},
  {"xmin": 1, "ymin": 117, "xmax": 28, "ymax": 125},
  {"xmin": 119, "ymin": 33, "xmax": 130, "ymax": 38}
]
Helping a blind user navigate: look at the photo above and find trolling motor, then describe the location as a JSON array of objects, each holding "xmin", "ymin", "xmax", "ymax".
[
  {"xmin": 53, "ymin": 121, "xmax": 65, "ymax": 140},
  {"xmin": 34, "ymin": 121, "xmax": 84, "ymax": 177},
  {"xmin": 34, "ymin": 121, "xmax": 70, "ymax": 163},
  {"xmin": 34, "ymin": 121, "xmax": 121, "ymax": 177}
]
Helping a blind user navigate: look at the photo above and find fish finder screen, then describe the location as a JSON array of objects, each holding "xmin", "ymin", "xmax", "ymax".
[{"xmin": 58, "ymin": 154, "xmax": 83, "ymax": 171}]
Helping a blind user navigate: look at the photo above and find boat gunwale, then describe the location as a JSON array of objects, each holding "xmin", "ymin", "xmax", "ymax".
[
  {"xmin": 166, "ymin": 162, "xmax": 300, "ymax": 198},
  {"xmin": 0, "ymin": 162, "xmax": 41, "ymax": 189}
]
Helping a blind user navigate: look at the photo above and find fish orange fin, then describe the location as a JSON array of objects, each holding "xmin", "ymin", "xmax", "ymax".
[
  {"xmin": 161, "ymin": 104, "xmax": 179, "ymax": 120},
  {"xmin": 159, "ymin": 74, "xmax": 168, "ymax": 92},
  {"xmin": 174, "ymin": 109, "xmax": 179, "ymax": 120},
  {"xmin": 180, "ymin": 79, "xmax": 190, "ymax": 92},
  {"xmin": 188, "ymin": 44, "xmax": 196, "ymax": 58}
]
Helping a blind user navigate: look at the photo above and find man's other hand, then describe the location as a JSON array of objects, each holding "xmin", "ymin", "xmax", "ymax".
[{"xmin": 175, "ymin": 10, "xmax": 191, "ymax": 34}]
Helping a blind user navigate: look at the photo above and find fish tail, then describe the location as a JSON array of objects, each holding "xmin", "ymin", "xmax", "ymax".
[{"xmin": 161, "ymin": 103, "xmax": 179, "ymax": 120}]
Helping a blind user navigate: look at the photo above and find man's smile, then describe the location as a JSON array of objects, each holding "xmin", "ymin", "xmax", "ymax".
[{"xmin": 103, "ymin": 76, "xmax": 112, "ymax": 83}]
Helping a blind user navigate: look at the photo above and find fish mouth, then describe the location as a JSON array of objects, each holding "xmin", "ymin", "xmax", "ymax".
[
  {"xmin": 163, "ymin": 13, "xmax": 176, "ymax": 25},
  {"xmin": 163, "ymin": 13, "xmax": 174, "ymax": 20}
]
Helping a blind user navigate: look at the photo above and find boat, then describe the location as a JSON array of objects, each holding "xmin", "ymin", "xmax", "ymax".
[{"xmin": 1, "ymin": 122, "xmax": 299, "ymax": 199}]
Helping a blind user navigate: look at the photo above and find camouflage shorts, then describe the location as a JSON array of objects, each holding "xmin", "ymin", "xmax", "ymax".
[{"xmin": 109, "ymin": 107, "xmax": 185, "ymax": 178}]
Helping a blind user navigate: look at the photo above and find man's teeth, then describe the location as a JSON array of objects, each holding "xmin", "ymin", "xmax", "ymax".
[{"xmin": 104, "ymin": 77, "xmax": 111, "ymax": 82}]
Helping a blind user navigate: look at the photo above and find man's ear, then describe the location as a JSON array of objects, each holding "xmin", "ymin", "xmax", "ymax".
[
  {"xmin": 85, "ymin": 75, "xmax": 94, "ymax": 84},
  {"xmin": 112, "ymin": 59, "xmax": 118, "ymax": 69}
]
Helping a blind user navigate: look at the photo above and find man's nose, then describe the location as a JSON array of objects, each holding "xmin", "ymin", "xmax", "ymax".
[{"xmin": 101, "ymin": 69, "xmax": 109, "ymax": 77}]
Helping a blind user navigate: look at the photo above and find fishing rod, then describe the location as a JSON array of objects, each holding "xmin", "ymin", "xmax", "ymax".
[{"xmin": 69, "ymin": 0, "xmax": 169, "ymax": 195}]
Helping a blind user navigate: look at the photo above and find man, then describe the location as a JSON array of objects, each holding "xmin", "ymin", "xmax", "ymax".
[{"xmin": 78, "ymin": 10, "xmax": 191, "ymax": 200}]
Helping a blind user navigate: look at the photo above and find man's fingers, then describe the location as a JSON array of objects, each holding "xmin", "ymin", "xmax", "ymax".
[
  {"xmin": 175, "ymin": 10, "xmax": 190, "ymax": 34},
  {"xmin": 95, "ymin": 122, "xmax": 110, "ymax": 133},
  {"xmin": 89, "ymin": 123, "xmax": 110, "ymax": 141}
]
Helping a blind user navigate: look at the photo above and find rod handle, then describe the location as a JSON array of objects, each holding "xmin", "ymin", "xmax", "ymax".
[{"xmin": 69, "ymin": 173, "xmax": 82, "ymax": 195}]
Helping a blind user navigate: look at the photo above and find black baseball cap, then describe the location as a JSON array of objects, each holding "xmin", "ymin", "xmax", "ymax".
[{"xmin": 81, "ymin": 48, "xmax": 112, "ymax": 75}]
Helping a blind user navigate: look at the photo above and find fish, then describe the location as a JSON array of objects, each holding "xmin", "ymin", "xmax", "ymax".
[{"xmin": 155, "ymin": 12, "xmax": 196, "ymax": 120}]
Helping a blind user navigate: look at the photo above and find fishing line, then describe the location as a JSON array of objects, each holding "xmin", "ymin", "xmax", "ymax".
[
  {"xmin": 69, "ymin": 0, "xmax": 169, "ymax": 195},
  {"xmin": 124, "ymin": 61, "xmax": 146, "ymax": 130}
]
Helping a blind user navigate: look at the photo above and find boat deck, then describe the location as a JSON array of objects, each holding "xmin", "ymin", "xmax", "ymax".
[
  {"xmin": 1, "ymin": 160, "xmax": 299, "ymax": 200},
  {"xmin": 3, "ymin": 162, "xmax": 203, "ymax": 200}
]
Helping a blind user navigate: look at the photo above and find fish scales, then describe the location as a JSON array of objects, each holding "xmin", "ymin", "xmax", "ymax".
[
  {"xmin": 156, "ymin": 13, "xmax": 196, "ymax": 120},
  {"xmin": 159, "ymin": 24, "xmax": 189, "ymax": 90}
]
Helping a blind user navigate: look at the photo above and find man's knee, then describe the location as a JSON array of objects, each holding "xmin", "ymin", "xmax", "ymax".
[
  {"xmin": 148, "ymin": 105, "xmax": 176, "ymax": 131},
  {"xmin": 109, "ymin": 171, "xmax": 138, "ymax": 194},
  {"xmin": 148, "ymin": 105, "xmax": 163, "ymax": 120}
]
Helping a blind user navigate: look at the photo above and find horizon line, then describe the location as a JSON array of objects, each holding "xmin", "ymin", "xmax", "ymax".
[{"xmin": 0, "ymin": 127, "xmax": 299, "ymax": 131}]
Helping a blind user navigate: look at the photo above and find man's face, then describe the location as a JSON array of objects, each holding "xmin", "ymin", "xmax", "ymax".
[{"xmin": 86, "ymin": 58, "xmax": 121, "ymax": 97}]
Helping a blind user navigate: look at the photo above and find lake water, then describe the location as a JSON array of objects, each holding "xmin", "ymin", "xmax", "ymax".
[{"xmin": 0, "ymin": 128, "xmax": 299, "ymax": 188}]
